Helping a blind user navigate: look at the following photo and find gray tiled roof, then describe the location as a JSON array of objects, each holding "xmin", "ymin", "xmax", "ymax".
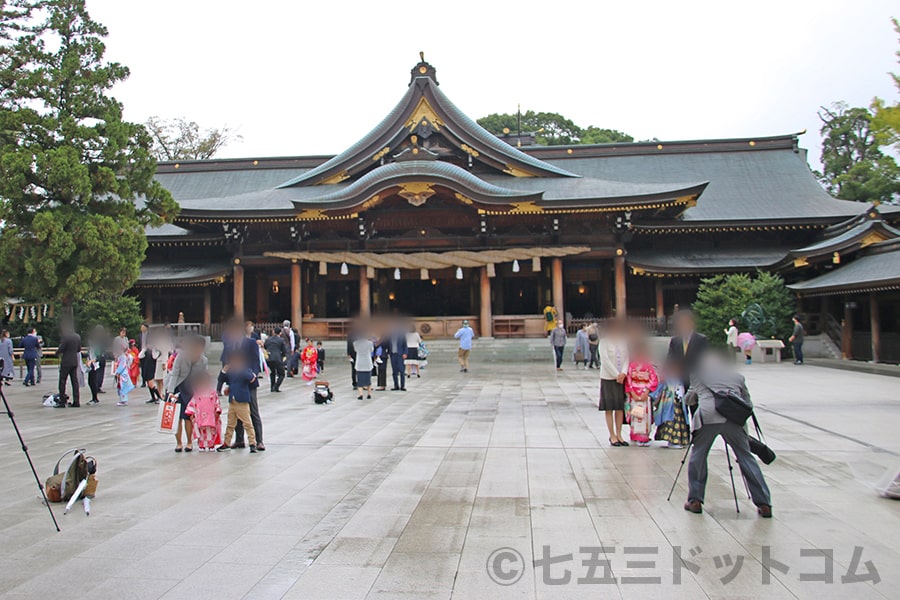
[
  {"xmin": 136, "ymin": 261, "xmax": 231, "ymax": 285},
  {"xmin": 628, "ymin": 246, "xmax": 789, "ymax": 274},
  {"xmin": 539, "ymin": 145, "xmax": 863, "ymax": 222},
  {"xmin": 789, "ymin": 240, "xmax": 900, "ymax": 294}
]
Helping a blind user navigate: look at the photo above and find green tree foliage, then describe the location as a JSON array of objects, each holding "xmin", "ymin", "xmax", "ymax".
[
  {"xmin": 816, "ymin": 102, "xmax": 900, "ymax": 203},
  {"xmin": 0, "ymin": 0, "xmax": 179, "ymax": 307},
  {"xmin": 145, "ymin": 116, "xmax": 241, "ymax": 161},
  {"xmin": 76, "ymin": 294, "xmax": 143, "ymax": 336},
  {"xmin": 477, "ymin": 110, "xmax": 634, "ymax": 146},
  {"xmin": 693, "ymin": 272, "xmax": 795, "ymax": 345},
  {"xmin": 871, "ymin": 18, "xmax": 900, "ymax": 152}
]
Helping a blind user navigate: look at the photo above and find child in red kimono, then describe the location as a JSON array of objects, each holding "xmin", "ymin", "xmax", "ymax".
[
  {"xmin": 624, "ymin": 342, "xmax": 659, "ymax": 446},
  {"xmin": 127, "ymin": 339, "xmax": 141, "ymax": 385},
  {"xmin": 300, "ymin": 338, "xmax": 318, "ymax": 385},
  {"xmin": 184, "ymin": 371, "xmax": 221, "ymax": 452}
]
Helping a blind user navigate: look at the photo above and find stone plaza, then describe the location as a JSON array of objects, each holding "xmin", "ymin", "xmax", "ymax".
[{"xmin": 0, "ymin": 340, "xmax": 898, "ymax": 599}]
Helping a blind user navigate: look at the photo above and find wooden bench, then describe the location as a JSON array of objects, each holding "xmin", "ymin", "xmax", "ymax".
[{"xmin": 493, "ymin": 318, "xmax": 526, "ymax": 338}]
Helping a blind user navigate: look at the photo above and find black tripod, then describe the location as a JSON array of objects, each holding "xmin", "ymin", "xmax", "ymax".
[
  {"xmin": 667, "ymin": 439, "xmax": 747, "ymax": 514},
  {"xmin": 0, "ymin": 360, "xmax": 60, "ymax": 531}
]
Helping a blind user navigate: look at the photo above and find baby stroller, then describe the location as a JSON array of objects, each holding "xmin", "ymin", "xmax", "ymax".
[{"xmin": 312, "ymin": 381, "xmax": 334, "ymax": 405}]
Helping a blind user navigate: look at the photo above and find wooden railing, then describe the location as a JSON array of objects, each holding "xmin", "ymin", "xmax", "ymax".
[{"xmin": 567, "ymin": 316, "xmax": 671, "ymax": 336}]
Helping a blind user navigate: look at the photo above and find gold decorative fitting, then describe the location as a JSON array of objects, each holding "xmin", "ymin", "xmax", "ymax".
[
  {"xmin": 317, "ymin": 170, "xmax": 350, "ymax": 185},
  {"xmin": 297, "ymin": 208, "xmax": 329, "ymax": 220},
  {"xmin": 174, "ymin": 163, "xmax": 180, "ymax": 169},
  {"xmin": 859, "ymin": 231, "xmax": 888, "ymax": 248},
  {"xmin": 405, "ymin": 97, "xmax": 444, "ymax": 132},
  {"xmin": 372, "ymin": 147, "xmax": 391, "ymax": 161},
  {"xmin": 233, "ymin": 258, "xmax": 241, "ymax": 265},
  {"xmin": 454, "ymin": 193, "xmax": 474, "ymax": 206},
  {"xmin": 419, "ymin": 66, "xmax": 427, "ymax": 74},
  {"xmin": 460, "ymin": 144, "xmax": 480, "ymax": 157},
  {"xmin": 615, "ymin": 248, "xmax": 624, "ymax": 256},
  {"xmin": 793, "ymin": 257, "xmax": 809, "ymax": 268},
  {"xmin": 253, "ymin": 160, "xmax": 259, "ymax": 165},
  {"xmin": 503, "ymin": 164, "xmax": 536, "ymax": 178},
  {"xmin": 832, "ymin": 252, "xmax": 841, "ymax": 264},
  {"xmin": 359, "ymin": 194, "xmax": 381, "ymax": 211},
  {"xmin": 656, "ymin": 145, "xmax": 663, "ymax": 150},
  {"xmin": 398, "ymin": 182, "xmax": 435, "ymax": 207},
  {"xmin": 566, "ymin": 149, "xmax": 573, "ymax": 154},
  {"xmin": 749, "ymin": 141, "xmax": 756, "ymax": 147},
  {"xmin": 508, "ymin": 201, "xmax": 544, "ymax": 214}
]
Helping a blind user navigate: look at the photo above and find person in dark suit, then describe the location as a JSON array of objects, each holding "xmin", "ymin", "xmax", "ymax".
[
  {"xmin": 386, "ymin": 326, "xmax": 408, "ymax": 391},
  {"xmin": 346, "ymin": 327, "xmax": 359, "ymax": 389},
  {"xmin": 56, "ymin": 322, "xmax": 83, "ymax": 407},
  {"xmin": 666, "ymin": 309, "xmax": 708, "ymax": 392},
  {"xmin": 21, "ymin": 328, "xmax": 41, "ymax": 386},
  {"xmin": 233, "ymin": 323, "xmax": 265, "ymax": 450}
]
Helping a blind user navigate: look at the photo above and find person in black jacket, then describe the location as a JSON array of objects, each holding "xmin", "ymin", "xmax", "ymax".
[
  {"xmin": 233, "ymin": 323, "xmax": 265, "ymax": 450},
  {"xmin": 346, "ymin": 328, "xmax": 358, "ymax": 389},
  {"xmin": 56, "ymin": 322, "xmax": 82, "ymax": 407},
  {"xmin": 264, "ymin": 327, "xmax": 288, "ymax": 392},
  {"xmin": 666, "ymin": 310, "xmax": 708, "ymax": 393}
]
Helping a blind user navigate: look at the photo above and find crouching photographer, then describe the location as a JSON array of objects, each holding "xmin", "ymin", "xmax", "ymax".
[{"xmin": 683, "ymin": 351, "xmax": 773, "ymax": 518}]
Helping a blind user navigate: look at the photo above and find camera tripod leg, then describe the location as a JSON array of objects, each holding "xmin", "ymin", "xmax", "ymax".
[
  {"xmin": 667, "ymin": 443, "xmax": 693, "ymax": 502},
  {"xmin": 723, "ymin": 441, "xmax": 740, "ymax": 514},
  {"xmin": 1, "ymin": 386, "xmax": 60, "ymax": 531}
]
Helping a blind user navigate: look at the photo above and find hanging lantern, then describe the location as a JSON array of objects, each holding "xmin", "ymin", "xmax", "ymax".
[
  {"xmin": 456, "ymin": 266, "xmax": 463, "ymax": 280},
  {"xmin": 340, "ymin": 262, "xmax": 349, "ymax": 275},
  {"xmin": 532, "ymin": 257, "xmax": 541, "ymax": 271},
  {"xmin": 833, "ymin": 252, "xmax": 841, "ymax": 265},
  {"xmin": 319, "ymin": 261, "xmax": 328, "ymax": 275},
  {"xmin": 394, "ymin": 268, "xmax": 401, "ymax": 280},
  {"xmin": 420, "ymin": 268, "xmax": 429, "ymax": 280},
  {"xmin": 512, "ymin": 259, "xmax": 520, "ymax": 273}
]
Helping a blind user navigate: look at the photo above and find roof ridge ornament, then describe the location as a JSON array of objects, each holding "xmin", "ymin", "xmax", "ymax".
[{"xmin": 411, "ymin": 52, "xmax": 438, "ymax": 86}]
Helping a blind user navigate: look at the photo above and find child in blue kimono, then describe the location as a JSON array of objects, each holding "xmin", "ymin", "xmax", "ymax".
[
  {"xmin": 114, "ymin": 348, "xmax": 135, "ymax": 406},
  {"xmin": 651, "ymin": 359, "xmax": 689, "ymax": 448}
]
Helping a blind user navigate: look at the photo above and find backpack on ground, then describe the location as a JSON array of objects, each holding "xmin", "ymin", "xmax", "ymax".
[
  {"xmin": 45, "ymin": 449, "xmax": 98, "ymax": 503},
  {"xmin": 312, "ymin": 381, "xmax": 333, "ymax": 404}
]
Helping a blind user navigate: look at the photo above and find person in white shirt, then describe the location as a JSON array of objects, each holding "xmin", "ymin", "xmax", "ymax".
[
  {"xmin": 598, "ymin": 320, "xmax": 630, "ymax": 446},
  {"xmin": 405, "ymin": 325, "xmax": 423, "ymax": 378}
]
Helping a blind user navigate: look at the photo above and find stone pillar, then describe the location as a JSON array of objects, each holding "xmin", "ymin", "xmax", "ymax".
[
  {"xmin": 655, "ymin": 278, "xmax": 665, "ymax": 334},
  {"xmin": 614, "ymin": 254, "xmax": 626, "ymax": 318},
  {"xmin": 202, "ymin": 287, "xmax": 211, "ymax": 326},
  {"xmin": 870, "ymin": 293, "xmax": 881, "ymax": 363},
  {"xmin": 841, "ymin": 298, "xmax": 852, "ymax": 360},
  {"xmin": 233, "ymin": 262, "xmax": 244, "ymax": 320},
  {"xmin": 480, "ymin": 266, "xmax": 492, "ymax": 338},
  {"xmin": 291, "ymin": 261, "xmax": 302, "ymax": 333},
  {"xmin": 144, "ymin": 293, "xmax": 153, "ymax": 323},
  {"xmin": 359, "ymin": 267, "xmax": 371, "ymax": 319},
  {"xmin": 551, "ymin": 258, "xmax": 564, "ymax": 319}
]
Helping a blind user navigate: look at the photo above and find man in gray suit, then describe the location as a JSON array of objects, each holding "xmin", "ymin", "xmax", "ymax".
[{"xmin": 684, "ymin": 352, "xmax": 772, "ymax": 518}]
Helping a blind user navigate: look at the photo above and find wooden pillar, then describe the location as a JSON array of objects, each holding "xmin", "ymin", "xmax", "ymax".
[
  {"xmin": 144, "ymin": 293, "xmax": 153, "ymax": 323},
  {"xmin": 202, "ymin": 287, "xmax": 211, "ymax": 326},
  {"xmin": 359, "ymin": 267, "xmax": 371, "ymax": 319},
  {"xmin": 551, "ymin": 258, "xmax": 564, "ymax": 319},
  {"xmin": 233, "ymin": 262, "xmax": 244, "ymax": 319},
  {"xmin": 480, "ymin": 266, "xmax": 492, "ymax": 338},
  {"xmin": 655, "ymin": 278, "xmax": 665, "ymax": 333},
  {"xmin": 870, "ymin": 293, "xmax": 881, "ymax": 363},
  {"xmin": 255, "ymin": 274, "xmax": 267, "ymax": 323},
  {"xmin": 614, "ymin": 254, "xmax": 627, "ymax": 318},
  {"xmin": 290, "ymin": 261, "xmax": 302, "ymax": 334},
  {"xmin": 841, "ymin": 298, "xmax": 852, "ymax": 360}
]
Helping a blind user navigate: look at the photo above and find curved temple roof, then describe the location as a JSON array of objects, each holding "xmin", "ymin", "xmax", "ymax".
[{"xmin": 277, "ymin": 59, "xmax": 577, "ymax": 188}]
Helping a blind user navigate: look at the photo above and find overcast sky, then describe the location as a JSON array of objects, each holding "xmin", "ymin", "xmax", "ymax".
[{"xmin": 87, "ymin": 0, "xmax": 898, "ymax": 170}]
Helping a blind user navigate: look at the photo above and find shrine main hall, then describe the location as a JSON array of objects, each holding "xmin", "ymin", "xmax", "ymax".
[{"xmin": 138, "ymin": 58, "xmax": 900, "ymax": 352}]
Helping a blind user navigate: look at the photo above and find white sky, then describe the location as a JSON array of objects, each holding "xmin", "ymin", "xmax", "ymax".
[{"xmin": 87, "ymin": 0, "xmax": 899, "ymax": 170}]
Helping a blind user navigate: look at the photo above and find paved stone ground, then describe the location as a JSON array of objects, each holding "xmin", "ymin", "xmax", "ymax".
[{"xmin": 0, "ymin": 340, "xmax": 898, "ymax": 599}]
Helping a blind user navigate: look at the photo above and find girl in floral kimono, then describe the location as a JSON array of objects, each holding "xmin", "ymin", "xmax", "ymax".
[
  {"xmin": 652, "ymin": 360, "xmax": 690, "ymax": 448},
  {"xmin": 300, "ymin": 338, "xmax": 318, "ymax": 384},
  {"xmin": 624, "ymin": 343, "xmax": 658, "ymax": 446},
  {"xmin": 114, "ymin": 348, "xmax": 135, "ymax": 406},
  {"xmin": 184, "ymin": 371, "xmax": 221, "ymax": 451}
]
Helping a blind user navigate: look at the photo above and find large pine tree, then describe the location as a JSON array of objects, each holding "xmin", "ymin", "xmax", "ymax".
[{"xmin": 0, "ymin": 0, "xmax": 178, "ymax": 307}]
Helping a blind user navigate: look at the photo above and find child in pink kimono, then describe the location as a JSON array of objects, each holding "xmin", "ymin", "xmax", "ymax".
[
  {"xmin": 624, "ymin": 343, "xmax": 659, "ymax": 446},
  {"xmin": 184, "ymin": 371, "xmax": 221, "ymax": 452}
]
